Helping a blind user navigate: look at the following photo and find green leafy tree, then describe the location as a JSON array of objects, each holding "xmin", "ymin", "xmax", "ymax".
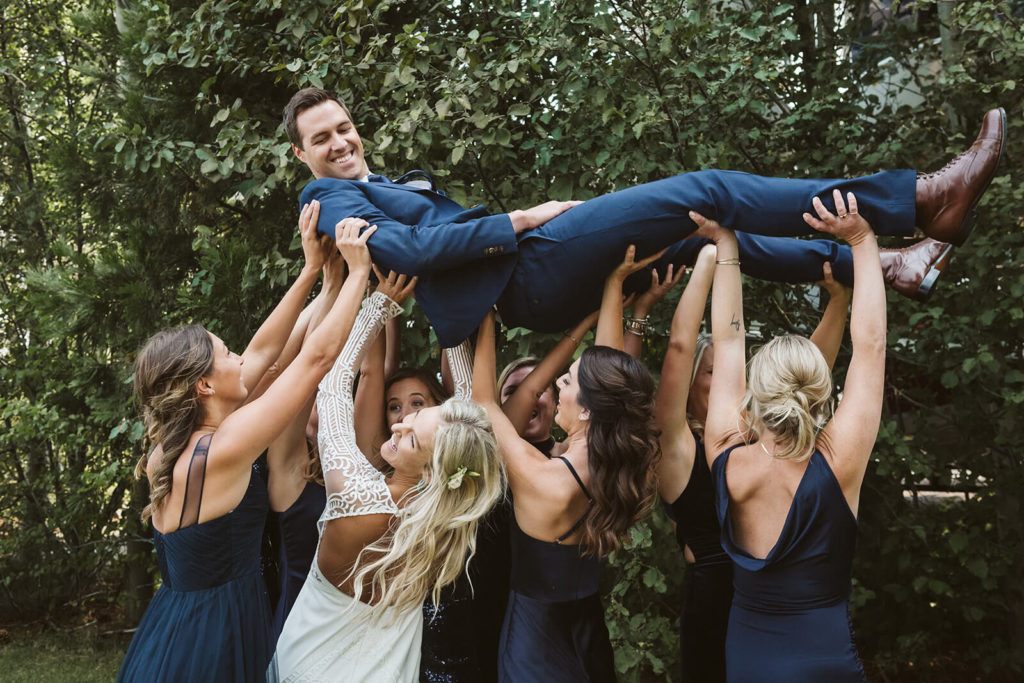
[{"xmin": 1, "ymin": 0, "xmax": 1021, "ymax": 679}]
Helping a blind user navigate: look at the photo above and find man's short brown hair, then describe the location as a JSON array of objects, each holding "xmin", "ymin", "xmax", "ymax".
[{"xmin": 283, "ymin": 88, "xmax": 351, "ymax": 148}]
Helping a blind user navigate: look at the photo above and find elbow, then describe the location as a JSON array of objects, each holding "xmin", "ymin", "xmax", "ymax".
[
  {"xmin": 666, "ymin": 338, "xmax": 695, "ymax": 358},
  {"xmin": 853, "ymin": 331, "xmax": 886, "ymax": 359}
]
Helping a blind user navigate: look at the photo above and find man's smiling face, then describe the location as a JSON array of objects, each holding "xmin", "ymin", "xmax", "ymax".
[{"xmin": 292, "ymin": 99, "xmax": 370, "ymax": 180}]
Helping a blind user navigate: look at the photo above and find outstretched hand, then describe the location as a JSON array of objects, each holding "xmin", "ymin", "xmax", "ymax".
[
  {"xmin": 611, "ymin": 244, "xmax": 669, "ymax": 283},
  {"xmin": 803, "ymin": 190, "xmax": 874, "ymax": 246},
  {"xmin": 634, "ymin": 263, "xmax": 687, "ymax": 316},
  {"xmin": 815, "ymin": 261, "xmax": 851, "ymax": 301},
  {"xmin": 299, "ymin": 200, "xmax": 334, "ymax": 271},
  {"xmin": 688, "ymin": 210, "xmax": 732, "ymax": 243},
  {"xmin": 509, "ymin": 200, "xmax": 583, "ymax": 234},
  {"xmin": 372, "ymin": 265, "xmax": 418, "ymax": 305},
  {"xmin": 334, "ymin": 218, "xmax": 377, "ymax": 272}
]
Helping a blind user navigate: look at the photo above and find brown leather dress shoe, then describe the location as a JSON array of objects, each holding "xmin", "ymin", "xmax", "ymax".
[
  {"xmin": 915, "ymin": 108, "xmax": 1006, "ymax": 246},
  {"xmin": 880, "ymin": 238, "xmax": 954, "ymax": 301}
]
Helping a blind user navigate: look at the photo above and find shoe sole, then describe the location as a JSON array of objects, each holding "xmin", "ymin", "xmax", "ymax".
[
  {"xmin": 916, "ymin": 243, "xmax": 955, "ymax": 301},
  {"xmin": 950, "ymin": 107, "xmax": 1007, "ymax": 247}
]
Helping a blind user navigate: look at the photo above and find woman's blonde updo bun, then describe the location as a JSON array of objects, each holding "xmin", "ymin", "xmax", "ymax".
[{"xmin": 743, "ymin": 335, "xmax": 833, "ymax": 462}]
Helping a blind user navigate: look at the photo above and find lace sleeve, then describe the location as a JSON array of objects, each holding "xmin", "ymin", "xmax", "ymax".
[
  {"xmin": 445, "ymin": 340, "xmax": 473, "ymax": 399},
  {"xmin": 316, "ymin": 292, "xmax": 404, "ymax": 531}
]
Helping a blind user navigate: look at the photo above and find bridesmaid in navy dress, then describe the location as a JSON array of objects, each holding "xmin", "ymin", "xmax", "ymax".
[
  {"xmin": 472, "ymin": 246, "xmax": 664, "ymax": 683},
  {"xmin": 655, "ymin": 246, "xmax": 851, "ymax": 681},
  {"xmin": 118, "ymin": 203, "xmax": 372, "ymax": 681},
  {"xmin": 701, "ymin": 192, "xmax": 883, "ymax": 681}
]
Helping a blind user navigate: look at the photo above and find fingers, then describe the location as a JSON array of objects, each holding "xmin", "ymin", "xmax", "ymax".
[
  {"xmin": 846, "ymin": 192, "xmax": 859, "ymax": 216},
  {"xmin": 668, "ymin": 263, "xmax": 687, "ymax": 287},
  {"xmin": 649, "ymin": 269, "xmax": 660, "ymax": 289},
  {"xmin": 635, "ymin": 247, "xmax": 669, "ymax": 269},
  {"xmin": 622, "ymin": 244, "xmax": 637, "ymax": 265},
  {"xmin": 299, "ymin": 200, "xmax": 321, "ymax": 235},
  {"xmin": 821, "ymin": 261, "xmax": 833, "ymax": 282},
  {"xmin": 832, "ymin": 188, "xmax": 847, "ymax": 218},
  {"xmin": 372, "ymin": 264, "xmax": 385, "ymax": 284},
  {"xmin": 356, "ymin": 224, "xmax": 377, "ymax": 244}
]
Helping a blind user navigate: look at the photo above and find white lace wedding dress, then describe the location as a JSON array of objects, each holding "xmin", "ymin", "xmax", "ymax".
[{"xmin": 269, "ymin": 292, "xmax": 414, "ymax": 683}]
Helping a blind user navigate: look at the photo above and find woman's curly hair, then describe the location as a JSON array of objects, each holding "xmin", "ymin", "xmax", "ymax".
[{"xmin": 575, "ymin": 345, "xmax": 661, "ymax": 558}]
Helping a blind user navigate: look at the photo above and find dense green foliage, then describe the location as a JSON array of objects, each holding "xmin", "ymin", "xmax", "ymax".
[{"xmin": 1, "ymin": 0, "xmax": 1022, "ymax": 679}]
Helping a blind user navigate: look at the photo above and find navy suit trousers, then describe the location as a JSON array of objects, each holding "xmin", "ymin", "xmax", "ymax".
[{"xmin": 495, "ymin": 169, "xmax": 915, "ymax": 332}]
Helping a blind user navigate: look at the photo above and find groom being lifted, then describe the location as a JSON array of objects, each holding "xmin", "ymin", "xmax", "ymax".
[{"xmin": 285, "ymin": 87, "xmax": 1005, "ymax": 347}]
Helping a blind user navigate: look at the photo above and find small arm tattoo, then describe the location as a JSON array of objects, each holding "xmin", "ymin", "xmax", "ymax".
[{"xmin": 731, "ymin": 313, "xmax": 741, "ymax": 331}]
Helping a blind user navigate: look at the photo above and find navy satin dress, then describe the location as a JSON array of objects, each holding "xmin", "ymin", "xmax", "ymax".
[
  {"xmin": 713, "ymin": 445, "xmax": 866, "ymax": 682},
  {"xmin": 664, "ymin": 436, "xmax": 731, "ymax": 682},
  {"xmin": 271, "ymin": 479, "xmax": 326, "ymax": 641},
  {"xmin": 118, "ymin": 438, "xmax": 273, "ymax": 682},
  {"xmin": 498, "ymin": 457, "xmax": 615, "ymax": 683}
]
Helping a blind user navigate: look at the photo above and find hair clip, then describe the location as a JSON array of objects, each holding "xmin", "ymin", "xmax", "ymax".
[{"xmin": 446, "ymin": 466, "xmax": 480, "ymax": 490}]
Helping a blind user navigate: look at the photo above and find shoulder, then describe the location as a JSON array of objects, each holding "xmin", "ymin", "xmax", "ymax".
[{"xmin": 300, "ymin": 178, "xmax": 366, "ymax": 202}]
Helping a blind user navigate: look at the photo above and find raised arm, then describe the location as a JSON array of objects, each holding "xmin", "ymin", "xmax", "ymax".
[
  {"xmin": 624, "ymin": 263, "xmax": 687, "ymax": 359},
  {"xmin": 595, "ymin": 245, "xmax": 667, "ymax": 349},
  {"xmin": 445, "ymin": 340, "xmax": 474, "ymax": 400},
  {"xmin": 353, "ymin": 267, "xmax": 417, "ymax": 460},
  {"xmin": 317, "ymin": 289, "xmax": 406, "ymax": 526},
  {"xmin": 804, "ymin": 192, "xmax": 885, "ymax": 514},
  {"xmin": 353, "ymin": 324, "xmax": 389, "ymax": 459},
  {"xmin": 240, "ymin": 201, "xmax": 333, "ymax": 390},
  {"xmin": 248, "ymin": 246, "xmax": 345, "ymax": 404},
  {"xmin": 209, "ymin": 219, "xmax": 375, "ymax": 474},
  {"xmin": 501, "ymin": 311, "xmax": 597, "ymax": 435},
  {"xmin": 700, "ymin": 214, "xmax": 747, "ymax": 463},
  {"xmin": 808, "ymin": 262, "xmax": 852, "ymax": 371},
  {"xmin": 655, "ymin": 244, "xmax": 716, "ymax": 501},
  {"xmin": 264, "ymin": 250, "xmax": 345, "ymax": 508},
  {"xmin": 472, "ymin": 313, "xmax": 549, "ymax": 487}
]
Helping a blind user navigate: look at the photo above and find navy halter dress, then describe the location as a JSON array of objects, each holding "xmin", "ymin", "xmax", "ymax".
[
  {"xmin": 271, "ymin": 479, "xmax": 326, "ymax": 641},
  {"xmin": 713, "ymin": 445, "xmax": 866, "ymax": 682},
  {"xmin": 663, "ymin": 436, "xmax": 732, "ymax": 682},
  {"xmin": 118, "ymin": 435, "xmax": 273, "ymax": 682},
  {"xmin": 498, "ymin": 456, "xmax": 615, "ymax": 683}
]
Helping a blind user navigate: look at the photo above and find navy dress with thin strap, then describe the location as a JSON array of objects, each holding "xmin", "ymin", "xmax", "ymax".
[
  {"xmin": 271, "ymin": 479, "xmax": 326, "ymax": 641},
  {"xmin": 712, "ymin": 445, "xmax": 866, "ymax": 682},
  {"xmin": 663, "ymin": 436, "xmax": 731, "ymax": 682},
  {"xmin": 118, "ymin": 435, "xmax": 273, "ymax": 682},
  {"xmin": 498, "ymin": 456, "xmax": 615, "ymax": 683}
]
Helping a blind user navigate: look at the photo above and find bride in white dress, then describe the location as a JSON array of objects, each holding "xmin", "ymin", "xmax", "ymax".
[{"xmin": 270, "ymin": 217, "xmax": 505, "ymax": 683}]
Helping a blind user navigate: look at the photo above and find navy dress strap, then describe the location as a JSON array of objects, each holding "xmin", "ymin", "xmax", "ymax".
[
  {"xmin": 178, "ymin": 433, "xmax": 213, "ymax": 529},
  {"xmin": 554, "ymin": 456, "xmax": 594, "ymax": 544}
]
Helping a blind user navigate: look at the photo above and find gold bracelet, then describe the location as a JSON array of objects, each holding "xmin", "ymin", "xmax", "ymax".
[
  {"xmin": 716, "ymin": 258, "xmax": 741, "ymax": 266},
  {"xmin": 624, "ymin": 317, "xmax": 649, "ymax": 336}
]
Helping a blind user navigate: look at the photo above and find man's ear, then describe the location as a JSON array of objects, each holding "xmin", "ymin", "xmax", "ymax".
[{"xmin": 292, "ymin": 144, "xmax": 306, "ymax": 163}]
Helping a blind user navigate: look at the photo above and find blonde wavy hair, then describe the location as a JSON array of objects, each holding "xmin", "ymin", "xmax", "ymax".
[
  {"xmin": 347, "ymin": 398, "xmax": 505, "ymax": 620},
  {"xmin": 132, "ymin": 325, "xmax": 214, "ymax": 522},
  {"xmin": 686, "ymin": 333, "xmax": 713, "ymax": 439},
  {"xmin": 742, "ymin": 335, "xmax": 833, "ymax": 462}
]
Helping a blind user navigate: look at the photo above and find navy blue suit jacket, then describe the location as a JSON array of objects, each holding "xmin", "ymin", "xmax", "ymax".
[{"xmin": 301, "ymin": 178, "xmax": 518, "ymax": 346}]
